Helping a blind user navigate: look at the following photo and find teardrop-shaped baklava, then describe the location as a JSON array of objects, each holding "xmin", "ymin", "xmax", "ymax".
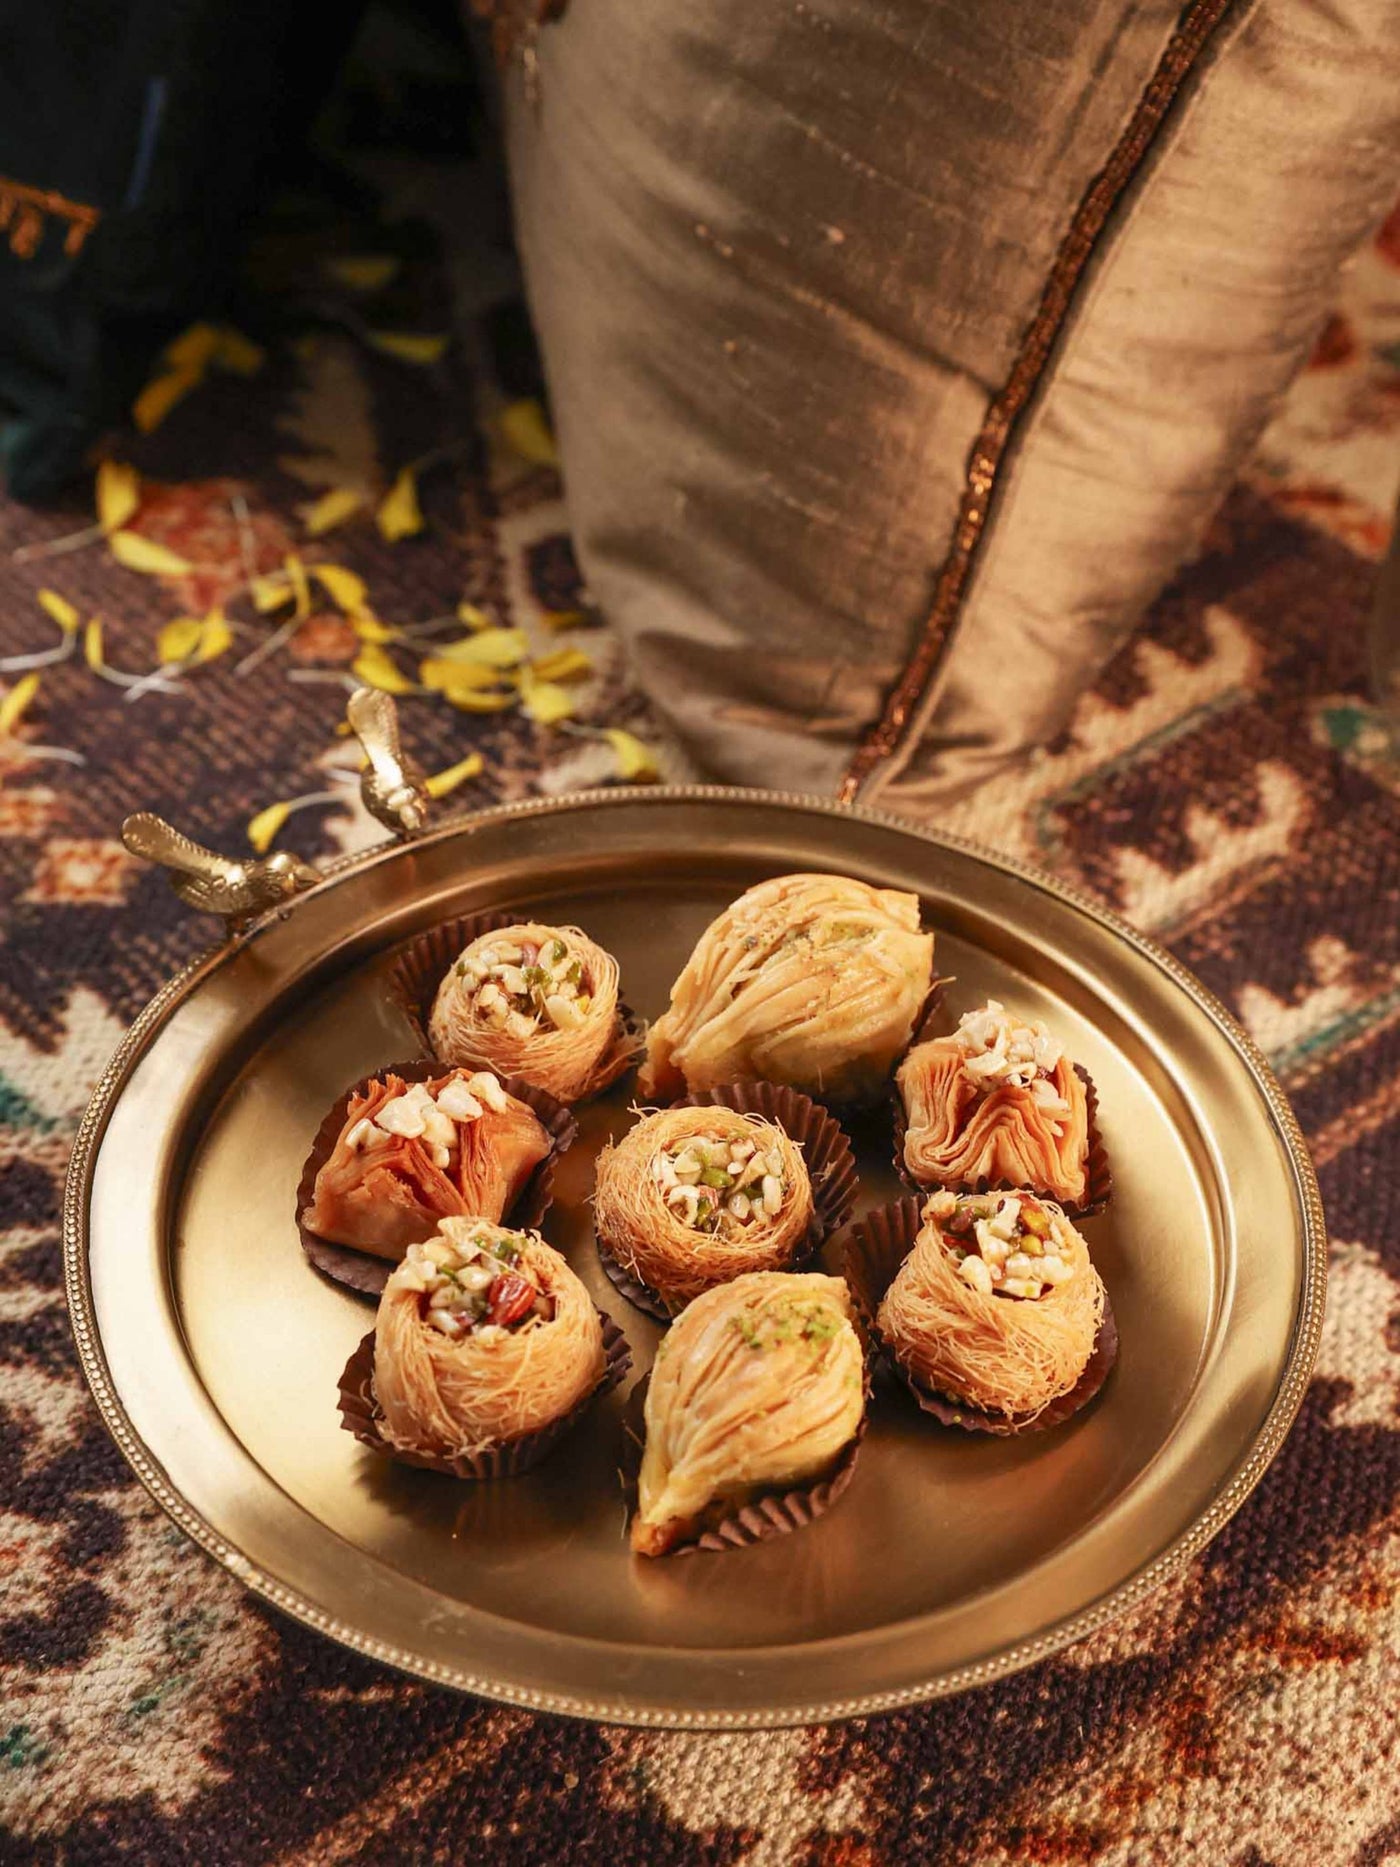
[
  {"xmin": 640, "ymin": 874, "xmax": 934, "ymax": 1103},
  {"xmin": 631, "ymin": 1270, "xmax": 865, "ymax": 1555}
]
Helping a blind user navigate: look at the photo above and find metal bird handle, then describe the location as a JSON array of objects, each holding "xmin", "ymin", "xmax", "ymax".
[
  {"xmin": 121, "ymin": 812, "xmax": 319, "ymax": 937},
  {"xmin": 346, "ymin": 687, "xmax": 431, "ymax": 841}
]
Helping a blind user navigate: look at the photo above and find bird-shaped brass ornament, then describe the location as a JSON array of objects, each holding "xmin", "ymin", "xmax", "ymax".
[
  {"xmin": 121, "ymin": 813, "xmax": 318, "ymax": 935},
  {"xmin": 346, "ymin": 686, "xmax": 431, "ymax": 840}
]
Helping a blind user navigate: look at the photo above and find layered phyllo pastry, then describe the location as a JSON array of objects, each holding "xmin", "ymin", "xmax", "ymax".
[
  {"xmin": 595, "ymin": 1105, "xmax": 815, "ymax": 1314},
  {"xmin": 876, "ymin": 1190, "xmax": 1108, "ymax": 1426},
  {"xmin": 897, "ymin": 1000, "xmax": 1091, "ymax": 1208},
  {"xmin": 630, "ymin": 1270, "xmax": 866, "ymax": 1555},
  {"xmin": 640, "ymin": 873, "xmax": 934, "ymax": 1103},
  {"xmin": 372, "ymin": 1218, "xmax": 607, "ymax": 1463},
  {"xmin": 300, "ymin": 1067, "xmax": 554, "ymax": 1262},
  {"xmin": 421, "ymin": 922, "xmax": 632, "ymax": 1102}
]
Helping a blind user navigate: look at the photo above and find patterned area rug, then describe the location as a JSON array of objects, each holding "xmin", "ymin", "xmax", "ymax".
[{"xmin": 2, "ymin": 175, "xmax": 1399, "ymax": 1863}]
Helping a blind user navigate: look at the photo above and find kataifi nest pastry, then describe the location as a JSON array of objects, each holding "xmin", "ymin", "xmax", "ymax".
[
  {"xmin": 592, "ymin": 1085, "xmax": 857, "ymax": 1317},
  {"xmin": 639, "ymin": 872, "xmax": 934, "ymax": 1105},
  {"xmin": 338, "ymin": 1217, "xmax": 630, "ymax": 1479},
  {"xmin": 389, "ymin": 915, "xmax": 639, "ymax": 1102},
  {"xmin": 842, "ymin": 1190, "xmax": 1116, "ymax": 1435}
]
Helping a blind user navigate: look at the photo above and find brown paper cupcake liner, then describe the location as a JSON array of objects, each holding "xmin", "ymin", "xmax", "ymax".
[
  {"xmin": 385, "ymin": 911, "xmax": 643, "ymax": 1101},
  {"xmin": 908, "ymin": 977, "xmax": 951, "ymax": 1048},
  {"xmin": 839, "ymin": 1195, "xmax": 1118, "ymax": 1436},
  {"xmin": 618, "ymin": 1365, "xmax": 869, "ymax": 1556},
  {"xmin": 595, "ymin": 1082, "xmax": 860, "ymax": 1319},
  {"xmin": 892, "ymin": 1060, "xmax": 1112, "ymax": 1221},
  {"xmin": 336, "ymin": 1310, "xmax": 632, "ymax": 1480},
  {"xmin": 296, "ymin": 1061, "xmax": 578, "ymax": 1299}
]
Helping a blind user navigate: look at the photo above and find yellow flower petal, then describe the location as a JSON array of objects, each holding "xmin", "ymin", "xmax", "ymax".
[
  {"xmin": 540, "ymin": 608, "xmax": 589, "ymax": 632},
  {"xmin": 251, "ymin": 573, "xmax": 291, "ymax": 613},
  {"xmin": 37, "ymin": 589, "xmax": 80, "ymax": 635},
  {"xmin": 192, "ymin": 610, "xmax": 232, "ymax": 665},
  {"xmin": 108, "ymin": 531, "xmax": 192, "ymax": 576},
  {"xmin": 247, "ymin": 801, "xmax": 291, "ymax": 855},
  {"xmin": 604, "ymin": 727, "xmax": 661, "ymax": 782},
  {"xmin": 376, "ymin": 467, "xmax": 424, "ymax": 542},
  {"xmin": 420, "ymin": 659, "xmax": 515, "ymax": 710},
  {"xmin": 132, "ymin": 365, "xmax": 202, "ymax": 434},
  {"xmin": 498, "ymin": 398, "xmax": 559, "ymax": 467},
  {"xmin": 324, "ymin": 254, "xmax": 400, "ymax": 292},
  {"xmin": 420, "ymin": 657, "xmax": 501, "ymax": 694},
  {"xmin": 312, "ymin": 563, "xmax": 369, "ymax": 614},
  {"xmin": 368, "ymin": 331, "xmax": 449, "ymax": 366},
  {"xmin": 351, "ymin": 643, "xmax": 417, "ymax": 694},
  {"xmin": 155, "ymin": 617, "xmax": 204, "ymax": 664},
  {"xmin": 83, "ymin": 619, "xmax": 104, "ymax": 670},
  {"xmin": 437, "ymin": 687, "xmax": 515, "ymax": 713},
  {"xmin": 0, "ymin": 672, "xmax": 40, "ymax": 736},
  {"xmin": 424, "ymin": 752, "xmax": 484, "ymax": 799},
  {"xmin": 430, "ymin": 628, "xmax": 526, "ymax": 669},
  {"xmin": 518, "ymin": 670, "xmax": 575, "ymax": 725},
  {"xmin": 351, "ymin": 611, "xmax": 397, "ymax": 643},
  {"xmin": 96, "ymin": 460, "xmax": 140, "ymax": 533},
  {"xmin": 163, "ymin": 324, "xmax": 222, "ymax": 374},
  {"xmin": 456, "ymin": 602, "xmax": 492, "ymax": 632},
  {"xmin": 302, "ymin": 488, "xmax": 365, "ymax": 537},
  {"xmin": 210, "ymin": 326, "xmax": 264, "ymax": 375},
  {"xmin": 285, "ymin": 553, "xmax": 311, "ymax": 620},
  {"xmin": 530, "ymin": 647, "xmax": 593, "ymax": 683}
]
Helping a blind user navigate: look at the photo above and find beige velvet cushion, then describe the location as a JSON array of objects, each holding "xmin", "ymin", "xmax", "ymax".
[{"xmin": 502, "ymin": 0, "xmax": 1400, "ymax": 807}]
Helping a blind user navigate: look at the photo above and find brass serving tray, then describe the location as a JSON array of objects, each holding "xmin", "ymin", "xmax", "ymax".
[{"xmin": 65, "ymin": 787, "xmax": 1325, "ymax": 1728}]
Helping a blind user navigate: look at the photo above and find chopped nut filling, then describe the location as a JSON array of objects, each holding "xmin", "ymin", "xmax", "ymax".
[
  {"xmin": 954, "ymin": 1000, "xmax": 1069, "ymax": 1119},
  {"xmin": 925, "ymin": 1189, "xmax": 1075, "ymax": 1302},
  {"xmin": 392, "ymin": 1222, "xmax": 554, "ymax": 1338},
  {"xmin": 453, "ymin": 935, "xmax": 591, "ymax": 1036},
  {"xmin": 650, "ymin": 1133, "xmax": 788, "ymax": 1238},
  {"xmin": 347, "ymin": 1071, "xmax": 512, "ymax": 1170}
]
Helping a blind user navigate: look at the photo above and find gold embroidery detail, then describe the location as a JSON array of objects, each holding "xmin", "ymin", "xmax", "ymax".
[
  {"xmin": 840, "ymin": 0, "xmax": 1241, "ymax": 803},
  {"xmin": 0, "ymin": 177, "xmax": 101, "ymax": 260}
]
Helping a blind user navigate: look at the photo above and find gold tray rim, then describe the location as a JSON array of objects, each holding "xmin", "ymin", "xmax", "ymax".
[{"xmin": 63, "ymin": 783, "xmax": 1327, "ymax": 1727}]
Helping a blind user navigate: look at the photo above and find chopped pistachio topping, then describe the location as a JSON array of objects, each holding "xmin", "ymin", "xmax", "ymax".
[
  {"xmin": 926, "ymin": 1189, "xmax": 1075, "ymax": 1303},
  {"xmin": 391, "ymin": 1222, "xmax": 551, "ymax": 1338},
  {"xmin": 651, "ymin": 1132, "xmax": 787, "ymax": 1237},
  {"xmin": 453, "ymin": 933, "xmax": 591, "ymax": 1036},
  {"xmin": 954, "ymin": 1000, "xmax": 1070, "ymax": 1120}
]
